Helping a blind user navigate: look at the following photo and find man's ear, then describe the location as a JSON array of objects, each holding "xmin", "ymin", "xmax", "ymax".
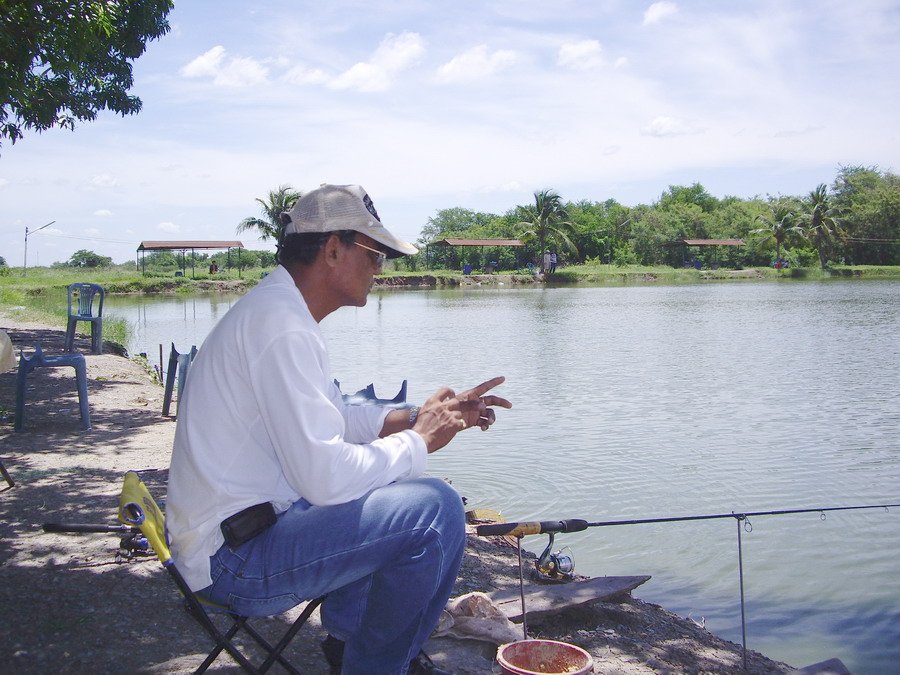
[{"xmin": 322, "ymin": 233, "xmax": 343, "ymax": 268}]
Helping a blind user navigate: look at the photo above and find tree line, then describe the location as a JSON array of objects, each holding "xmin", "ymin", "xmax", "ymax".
[
  {"xmin": 412, "ymin": 165, "xmax": 899, "ymax": 272},
  {"xmin": 238, "ymin": 167, "xmax": 897, "ymax": 274}
]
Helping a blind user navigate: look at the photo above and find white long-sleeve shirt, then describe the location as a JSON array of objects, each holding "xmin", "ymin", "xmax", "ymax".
[{"xmin": 166, "ymin": 265, "xmax": 427, "ymax": 590}]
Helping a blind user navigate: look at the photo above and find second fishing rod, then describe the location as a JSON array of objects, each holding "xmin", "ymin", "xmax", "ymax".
[{"xmin": 475, "ymin": 501, "xmax": 900, "ymax": 538}]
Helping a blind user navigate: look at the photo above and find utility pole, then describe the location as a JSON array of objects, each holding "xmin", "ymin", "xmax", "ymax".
[{"xmin": 23, "ymin": 221, "xmax": 55, "ymax": 276}]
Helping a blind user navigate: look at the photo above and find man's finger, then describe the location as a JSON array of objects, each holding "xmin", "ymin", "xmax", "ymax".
[
  {"xmin": 455, "ymin": 398, "xmax": 487, "ymax": 412},
  {"xmin": 462, "ymin": 376, "xmax": 506, "ymax": 398},
  {"xmin": 478, "ymin": 408, "xmax": 496, "ymax": 430},
  {"xmin": 478, "ymin": 394, "xmax": 513, "ymax": 409},
  {"xmin": 424, "ymin": 386, "xmax": 456, "ymax": 406}
]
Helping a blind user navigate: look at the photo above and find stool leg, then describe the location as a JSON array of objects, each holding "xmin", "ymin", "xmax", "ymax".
[
  {"xmin": 14, "ymin": 363, "xmax": 30, "ymax": 432},
  {"xmin": 72, "ymin": 358, "xmax": 92, "ymax": 431},
  {"xmin": 0, "ymin": 458, "xmax": 13, "ymax": 487}
]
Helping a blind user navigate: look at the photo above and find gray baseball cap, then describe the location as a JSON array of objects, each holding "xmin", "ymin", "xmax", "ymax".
[{"xmin": 282, "ymin": 184, "xmax": 417, "ymax": 258}]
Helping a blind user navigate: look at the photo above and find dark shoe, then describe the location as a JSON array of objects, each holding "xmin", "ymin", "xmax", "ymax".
[
  {"xmin": 320, "ymin": 634, "xmax": 344, "ymax": 675},
  {"xmin": 408, "ymin": 650, "xmax": 452, "ymax": 675},
  {"xmin": 320, "ymin": 635, "xmax": 451, "ymax": 675}
]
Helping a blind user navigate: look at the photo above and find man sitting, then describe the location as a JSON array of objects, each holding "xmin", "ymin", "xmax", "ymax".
[{"xmin": 166, "ymin": 184, "xmax": 511, "ymax": 674}]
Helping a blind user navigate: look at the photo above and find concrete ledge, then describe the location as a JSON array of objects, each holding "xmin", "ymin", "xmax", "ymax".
[{"xmin": 486, "ymin": 575, "xmax": 651, "ymax": 623}]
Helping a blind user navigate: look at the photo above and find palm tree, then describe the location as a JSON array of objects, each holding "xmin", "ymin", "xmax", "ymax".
[
  {"xmin": 236, "ymin": 185, "xmax": 302, "ymax": 242},
  {"xmin": 751, "ymin": 198, "xmax": 802, "ymax": 268},
  {"xmin": 804, "ymin": 184, "xmax": 844, "ymax": 269},
  {"xmin": 516, "ymin": 189, "xmax": 578, "ymax": 271}
]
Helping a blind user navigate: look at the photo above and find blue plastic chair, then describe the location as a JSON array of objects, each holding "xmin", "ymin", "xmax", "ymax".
[
  {"xmin": 64, "ymin": 283, "xmax": 105, "ymax": 354},
  {"xmin": 162, "ymin": 343, "xmax": 198, "ymax": 417},
  {"xmin": 337, "ymin": 379, "xmax": 410, "ymax": 409},
  {"xmin": 15, "ymin": 344, "xmax": 91, "ymax": 432}
]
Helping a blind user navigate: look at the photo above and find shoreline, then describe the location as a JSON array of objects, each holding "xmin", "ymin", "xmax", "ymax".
[{"xmin": 1, "ymin": 312, "xmax": 810, "ymax": 673}]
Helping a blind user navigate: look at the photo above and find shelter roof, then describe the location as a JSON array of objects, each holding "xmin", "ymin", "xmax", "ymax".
[
  {"xmin": 429, "ymin": 238, "xmax": 525, "ymax": 247},
  {"xmin": 137, "ymin": 240, "xmax": 244, "ymax": 251},
  {"xmin": 677, "ymin": 239, "xmax": 746, "ymax": 246}
]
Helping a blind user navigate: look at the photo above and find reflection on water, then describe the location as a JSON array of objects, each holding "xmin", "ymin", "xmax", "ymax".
[
  {"xmin": 105, "ymin": 280, "xmax": 900, "ymax": 673},
  {"xmin": 105, "ymin": 292, "xmax": 243, "ymax": 360}
]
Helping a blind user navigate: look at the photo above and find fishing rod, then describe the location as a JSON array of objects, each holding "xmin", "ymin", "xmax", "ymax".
[
  {"xmin": 41, "ymin": 522, "xmax": 150, "ymax": 560},
  {"xmin": 474, "ymin": 502, "xmax": 900, "ymax": 537}
]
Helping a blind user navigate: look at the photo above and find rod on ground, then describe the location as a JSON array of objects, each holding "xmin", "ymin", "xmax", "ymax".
[{"xmin": 42, "ymin": 523, "xmax": 140, "ymax": 534}]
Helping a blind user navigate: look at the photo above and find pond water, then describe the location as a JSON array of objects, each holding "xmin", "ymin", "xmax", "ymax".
[{"xmin": 104, "ymin": 279, "xmax": 900, "ymax": 673}]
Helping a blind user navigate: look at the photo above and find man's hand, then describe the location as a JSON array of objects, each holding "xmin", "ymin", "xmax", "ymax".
[{"xmin": 413, "ymin": 376, "xmax": 512, "ymax": 453}]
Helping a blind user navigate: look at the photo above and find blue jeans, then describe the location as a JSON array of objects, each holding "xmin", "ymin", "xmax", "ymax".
[{"xmin": 202, "ymin": 477, "xmax": 466, "ymax": 675}]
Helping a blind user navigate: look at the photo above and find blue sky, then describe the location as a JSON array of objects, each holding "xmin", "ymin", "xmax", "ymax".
[{"xmin": 2, "ymin": 0, "xmax": 898, "ymax": 266}]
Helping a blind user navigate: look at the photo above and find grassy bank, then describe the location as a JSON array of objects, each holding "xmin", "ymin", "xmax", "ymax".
[
  {"xmin": 550, "ymin": 262, "xmax": 900, "ymax": 284},
  {"xmin": 2, "ymin": 267, "xmax": 199, "ymax": 345}
]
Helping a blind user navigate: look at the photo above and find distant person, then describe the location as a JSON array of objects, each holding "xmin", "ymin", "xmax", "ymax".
[
  {"xmin": 209, "ymin": 262, "xmax": 219, "ymax": 274},
  {"xmin": 549, "ymin": 251, "xmax": 557, "ymax": 273},
  {"xmin": 167, "ymin": 183, "xmax": 511, "ymax": 675},
  {"xmin": 543, "ymin": 250, "xmax": 551, "ymax": 272}
]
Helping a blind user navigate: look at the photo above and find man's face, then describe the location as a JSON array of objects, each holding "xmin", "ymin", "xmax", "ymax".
[{"xmin": 336, "ymin": 233, "xmax": 386, "ymax": 308}]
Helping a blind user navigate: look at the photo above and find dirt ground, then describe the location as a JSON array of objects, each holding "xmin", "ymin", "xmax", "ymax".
[{"xmin": 0, "ymin": 312, "xmax": 800, "ymax": 674}]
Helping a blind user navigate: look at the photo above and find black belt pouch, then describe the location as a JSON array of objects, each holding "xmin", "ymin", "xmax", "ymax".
[{"xmin": 220, "ymin": 502, "xmax": 277, "ymax": 549}]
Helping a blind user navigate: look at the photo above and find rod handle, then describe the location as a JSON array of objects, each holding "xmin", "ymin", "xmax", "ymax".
[{"xmin": 476, "ymin": 518, "xmax": 589, "ymax": 537}]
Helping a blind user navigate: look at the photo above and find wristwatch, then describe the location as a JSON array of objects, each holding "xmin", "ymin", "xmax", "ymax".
[{"xmin": 409, "ymin": 406, "xmax": 419, "ymax": 426}]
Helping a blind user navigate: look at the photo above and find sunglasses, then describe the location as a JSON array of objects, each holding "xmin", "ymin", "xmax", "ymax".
[{"xmin": 353, "ymin": 240, "xmax": 387, "ymax": 268}]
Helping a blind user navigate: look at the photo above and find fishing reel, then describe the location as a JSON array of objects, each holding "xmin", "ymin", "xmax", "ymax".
[
  {"xmin": 534, "ymin": 532, "xmax": 575, "ymax": 582},
  {"xmin": 116, "ymin": 532, "xmax": 151, "ymax": 562}
]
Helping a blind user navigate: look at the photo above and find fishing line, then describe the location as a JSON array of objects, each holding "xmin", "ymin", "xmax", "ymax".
[{"xmin": 476, "ymin": 502, "xmax": 900, "ymax": 671}]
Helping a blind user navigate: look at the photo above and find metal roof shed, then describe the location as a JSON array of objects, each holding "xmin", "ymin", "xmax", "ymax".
[
  {"xmin": 426, "ymin": 238, "xmax": 525, "ymax": 270},
  {"xmin": 663, "ymin": 239, "xmax": 746, "ymax": 269},
  {"xmin": 137, "ymin": 241, "xmax": 245, "ymax": 278}
]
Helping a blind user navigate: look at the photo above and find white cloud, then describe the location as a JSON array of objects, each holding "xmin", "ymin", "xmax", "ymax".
[
  {"xmin": 371, "ymin": 32, "xmax": 425, "ymax": 72},
  {"xmin": 282, "ymin": 64, "xmax": 329, "ymax": 86},
  {"xmin": 158, "ymin": 222, "xmax": 180, "ymax": 233},
  {"xmin": 217, "ymin": 56, "xmax": 269, "ymax": 87},
  {"xmin": 643, "ymin": 2, "xmax": 678, "ymax": 25},
  {"xmin": 436, "ymin": 45, "xmax": 518, "ymax": 83},
  {"xmin": 93, "ymin": 209, "xmax": 112, "ymax": 217},
  {"xmin": 330, "ymin": 32, "xmax": 425, "ymax": 92},
  {"xmin": 88, "ymin": 174, "xmax": 119, "ymax": 189},
  {"xmin": 85, "ymin": 227, "xmax": 101, "ymax": 235},
  {"xmin": 641, "ymin": 116, "xmax": 702, "ymax": 137},
  {"xmin": 330, "ymin": 62, "xmax": 389, "ymax": 92},
  {"xmin": 478, "ymin": 181, "xmax": 523, "ymax": 193},
  {"xmin": 180, "ymin": 46, "xmax": 269, "ymax": 87},
  {"xmin": 180, "ymin": 45, "xmax": 226, "ymax": 78},
  {"xmin": 558, "ymin": 40, "xmax": 605, "ymax": 70}
]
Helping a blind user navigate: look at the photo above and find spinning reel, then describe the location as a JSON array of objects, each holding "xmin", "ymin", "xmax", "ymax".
[{"xmin": 534, "ymin": 532, "xmax": 576, "ymax": 582}]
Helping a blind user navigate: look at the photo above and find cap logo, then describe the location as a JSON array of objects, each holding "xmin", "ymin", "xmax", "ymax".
[{"xmin": 363, "ymin": 194, "xmax": 380, "ymax": 222}]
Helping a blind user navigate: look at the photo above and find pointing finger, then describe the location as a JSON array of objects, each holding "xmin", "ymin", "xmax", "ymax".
[{"xmin": 463, "ymin": 376, "xmax": 506, "ymax": 399}]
